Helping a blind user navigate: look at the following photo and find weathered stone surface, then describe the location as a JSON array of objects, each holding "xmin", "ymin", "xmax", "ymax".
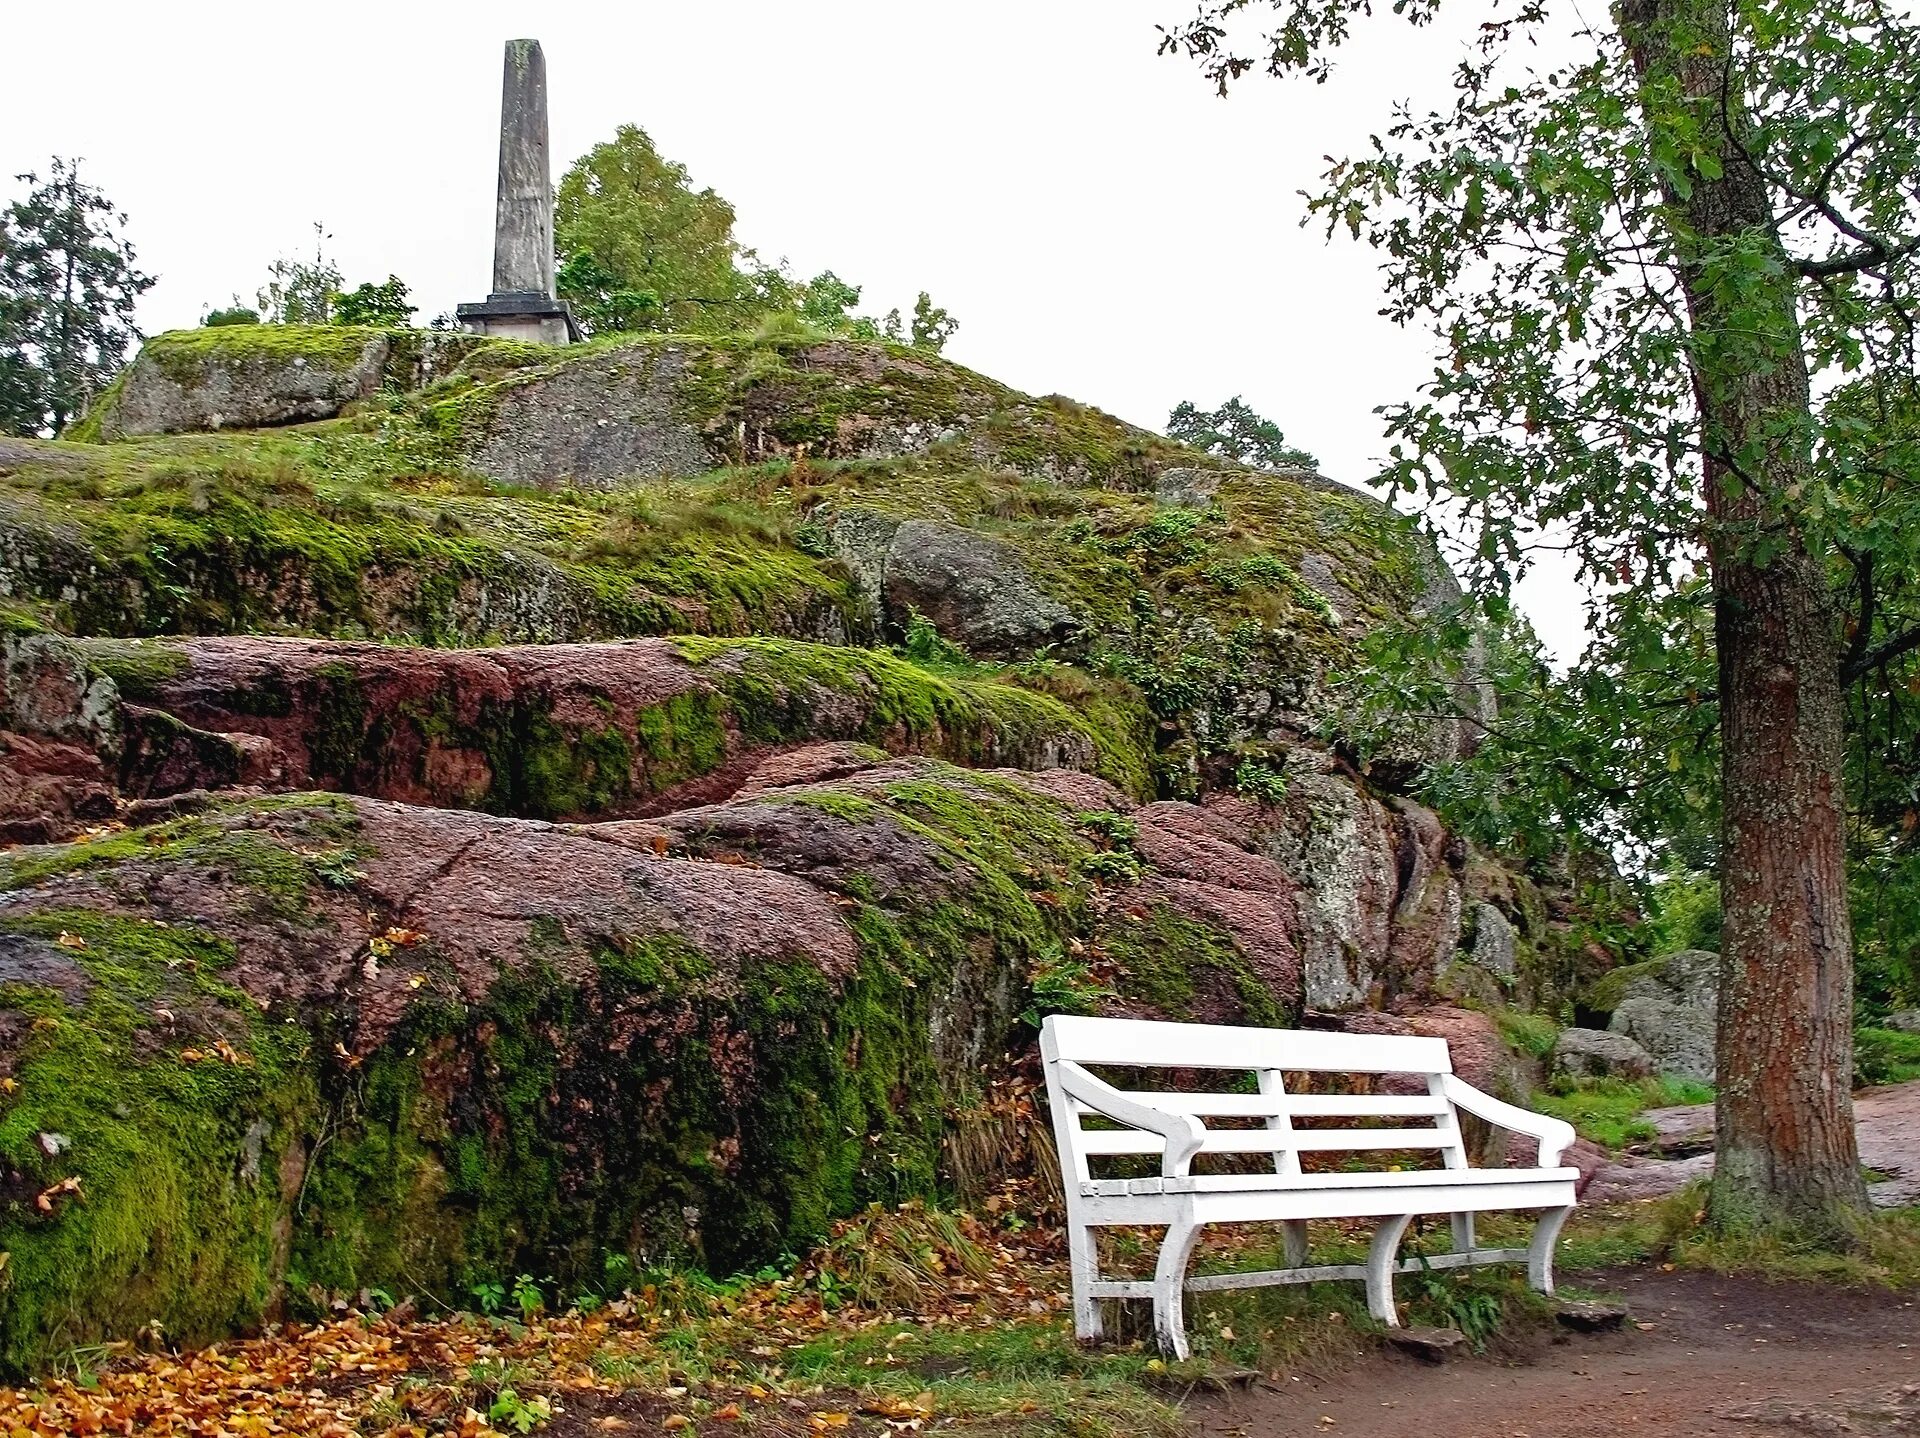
[
  {"xmin": 1152, "ymin": 466, "xmax": 1222, "ymax": 508},
  {"xmin": 1617, "ymin": 949, "xmax": 1721, "ymax": 1012},
  {"xmin": 1467, "ymin": 901, "xmax": 1517, "ymax": 976},
  {"xmin": 1255, "ymin": 753, "xmax": 1397, "ymax": 1009},
  {"xmin": 3, "ymin": 633, "xmax": 119, "ymax": 751},
  {"xmin": 1593, "ymin": 949, "xmax": 1719, "ymax": 1083},
  {"xmin": 883, "ymin": 520, "xmax": 1080, "ymax": 658},
  {"xmin": 465, "ymin": 344, "xmax": 709, "ymax": 488},
  {"xmin": 1553, "ymin": 1027, "xmax": 1657, "ymax": 1082},
  {"xmin": 1880, "ymin": 1009, "xmax": 1920, "ymax": 1035},
  {"xmin": 0, "ymin": 731, "xmax": 116, "ymax": 844},
  {"xmin": 0, "ymin": 742, "xmax": 1365, "ymax": 1367},
  {"xmin": 1, "ymin": 634, "xmax": 123, "ymax": 842},
  {"xmin": 1610, "ymin": 995, "xmax": 1716, "ymax": 1084}
]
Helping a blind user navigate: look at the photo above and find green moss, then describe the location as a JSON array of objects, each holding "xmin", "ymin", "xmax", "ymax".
[
  {"xmin": 73, "ymin": 636, "xmax": 190, "ymax": 698},
  {"xmin": 1855, "ymin": 1026, "xmax": 1920, "ymax": 1086},
  {"xmin": 1103, "ymin": 905, "xmax": 1290, "ymax": 1027},
  {"xmin": 671, "ymin": 636, "xmax": 1150, "ymax": 796},
  {"xmin": 1534, "ymin": 1076, "xmax": 1716, "ymax": 1150},
  {"xmin": 0, "ymin": 907, "xmax": 319, "ymax": 1375},
  {"xmin": 142, "ymin": 324, "xmax": 392, "ymax": 386},
  {"xmin": 64, "ymin": 368, "xmax": 128, "ymax": 444}
]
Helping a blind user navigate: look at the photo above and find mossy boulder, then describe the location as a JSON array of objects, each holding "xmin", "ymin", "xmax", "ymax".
[
  {"xmin": 0, "ymin": 749, "xmax": 1303, "ymax": 1373},
  {"xmin": 75, "ymin": 325, "xmax": 507, "ymax": 442}
]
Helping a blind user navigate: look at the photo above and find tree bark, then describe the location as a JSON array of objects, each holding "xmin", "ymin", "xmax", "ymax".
[{"xmin": 1619, "ymin": 0, "xmax": 1867, "ymax": 1230}]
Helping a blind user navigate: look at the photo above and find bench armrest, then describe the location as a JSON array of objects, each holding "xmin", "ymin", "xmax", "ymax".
[
  {"xmin": 1438, "ymin": 1073, "xmax": 1577, "ymax": 1167},
  {"xmin": 1052, "ymin": 1061, "xmax": 1207, "ymax": 1177}
]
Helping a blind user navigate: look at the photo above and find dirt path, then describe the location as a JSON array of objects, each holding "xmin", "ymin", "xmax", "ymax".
[{"xmin": 1191, "ymin": 1268, "xmax": 1919, "ymax": 1437}]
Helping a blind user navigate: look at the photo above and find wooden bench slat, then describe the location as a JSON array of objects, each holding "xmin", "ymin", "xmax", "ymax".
[
  {"xmin": 1076, "ymin": 1125, "xmax": 1455, "ymax": 1156},
  {"xmin": 1079, "ymin": 1165, "xmax": 1577, "ymax": 1196},
  {"xmin": 1106, "ymin": 1092, "xmax": 1452, "ymax": 1118}
]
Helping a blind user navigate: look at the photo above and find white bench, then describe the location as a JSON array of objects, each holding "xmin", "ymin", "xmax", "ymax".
[{"xmin": 1040, "ymin": 1014, "xmax": 1578, "ymax": 1359}]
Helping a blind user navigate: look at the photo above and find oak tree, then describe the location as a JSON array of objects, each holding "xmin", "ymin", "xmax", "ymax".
[{"xmin": 1161, "ymin": 0, "xmax": 1920, "ymax": 1231}]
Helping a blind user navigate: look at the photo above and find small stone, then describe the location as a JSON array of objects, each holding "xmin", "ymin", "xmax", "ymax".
[
  {"xmin": 1554, "ymin": 1299, "xmax": 1629, "ymax": 1332},
  {"xmin": 1387, "ymin": 1325, "xmax": 1470, "ymax": 1363},
  {"xmin": 36, "ymin": 1132, "xmax": 69, "ymax": 1156},
  {"xmin": 1883, "ymin": 1009, "xmax": 1920, "ymax": 1035},
  {"xmin": 1552, "ymin": 1027, "xmax": 1656, "ymax": 1082},
  {"xmin": 1145, "ymin": 1365, "xmax": 1262, "ymax": 1394}
]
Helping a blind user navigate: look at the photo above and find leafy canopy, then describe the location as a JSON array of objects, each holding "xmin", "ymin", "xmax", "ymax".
[
  {"xmin": 1162, "ymin": 0, "xmax": 1920, "ymax": 813},
  {"xmin": 0, "ymin": 159, "xmax": 154, "ymax": 437},
  {"xmin": 554, "ymin": 124, "xmax": 957, "ymax": 350},
  {"xmin": 1167, "ymin": 396, "xmax": 1317, "ymax": 470},
  {"xmin": 331, "ymin": 276, "xmax": 415, "ymax": 328}
]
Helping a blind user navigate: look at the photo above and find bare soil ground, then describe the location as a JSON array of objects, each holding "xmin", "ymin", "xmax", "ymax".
[{"xmin": 1191, "ymin": 1268, "xmax": 1919, "ymax": 1437}]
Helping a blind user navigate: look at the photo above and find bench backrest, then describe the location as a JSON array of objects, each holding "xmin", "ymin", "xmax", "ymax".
[{"xmin": 1040, "ymin": 1014, "xmax": 1470, "ymax": 1183}]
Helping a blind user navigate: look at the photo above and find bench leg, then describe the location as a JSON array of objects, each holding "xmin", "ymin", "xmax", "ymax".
[
  {"xmin": 1068, "ymin": 1220, "xmax": 1103, "ymax": 1342},
  {"xmin": 1151, "ymin": 1214, "xmax": 1203, "ymax": 1361},
  {"xmin": 1528, "ymin": 1205, "xmax": 1573, "ymax": 1295},
  {"xmin": 1282, "ymin": 1218, "xmax": 1309, "ymax": 1268},
  {"xmin": 1450, "ymin": 1211, "xmax": 1475, "ymax": 1254},
  {"xmin": 1366, "ymin": 1213, "xmax": 1414, "ymax": 1326}
]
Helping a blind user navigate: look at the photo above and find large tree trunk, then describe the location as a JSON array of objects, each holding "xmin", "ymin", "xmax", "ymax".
[{"xmin": 1620, "ymin": 0, "xmax": 1867, "ymax": 1231}]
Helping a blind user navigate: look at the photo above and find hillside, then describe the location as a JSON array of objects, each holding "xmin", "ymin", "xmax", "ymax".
[{"xmin": 0, "ymin": 324, "xmax": 1583, "ymax": 1371}]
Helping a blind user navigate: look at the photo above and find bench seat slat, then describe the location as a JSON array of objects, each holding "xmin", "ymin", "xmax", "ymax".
[
  {"xmin": 1080, "ymin": 1165, "xmax": 1578, "ymax": 1197},
  {"xmin": 1076, "ymin": 1125, "xmax": 1454, "ymax": 1156},
  {"xmin": 1106, "ymin": 1092, "xmax": 1450, "ymax": 1119}
]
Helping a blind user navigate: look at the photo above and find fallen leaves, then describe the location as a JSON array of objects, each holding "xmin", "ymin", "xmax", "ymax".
[
  {"xmin": 179, "ymin": 1039, "xmax": 251, "ymax": 1066},
  {"xmin": 33, "ymin": 1176, "xmax": 81, "ymax": 1214},
  {"xmin": 53, "ymin": 931, "xmax": 88, "ymax": 950},
  {"xmin": 0, "ymin": 1190, "xmax": 1074, "ymax": 1438}
]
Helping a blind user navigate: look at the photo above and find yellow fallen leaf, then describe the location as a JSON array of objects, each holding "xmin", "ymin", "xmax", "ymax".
[
  {"xmin": 54, "ymin": 932, "xmax": 87, "ymax": 950},
  {"xmin": 663, "ymin": 1417, "xmax": 691, "ymax": 1432}
]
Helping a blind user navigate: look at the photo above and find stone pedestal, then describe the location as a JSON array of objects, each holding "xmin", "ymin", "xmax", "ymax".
[
  {"xmin": 457, "ymin": 39, "xmax": 578, "ymax": 344},
  {"xmin": 457, "ymin": 292, "xmax": 577, "ymax": 345}
]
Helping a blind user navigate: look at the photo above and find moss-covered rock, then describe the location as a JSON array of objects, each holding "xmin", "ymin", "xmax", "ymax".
[
  {"xmin": 72, "ymin": 325, "xmax": 512, "ymax": 442},
  {"xmin": 71, "ymin": 630, "xmax": 1152, "ymax": 814},
  {"xmin": 0, "ymin": 752, "xmax": 1290, "ymax": 1373}
]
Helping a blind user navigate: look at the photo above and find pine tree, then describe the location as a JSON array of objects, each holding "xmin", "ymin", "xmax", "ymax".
[{"xmin": 0, "ymin": 159, "xmax": 154, "ymax": 437}]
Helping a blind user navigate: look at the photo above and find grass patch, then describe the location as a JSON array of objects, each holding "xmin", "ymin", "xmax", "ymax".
[
  {"xmin": 1856, "ymin": 1026, "xmax": 1920, "ymax": 1086},
  {"xmin": 1649, "ymin": 1186, "xmax": 1920, "ymax": 1287},
  {"xmin": 1494, "ymin": 1007, "xmax": 1560, "ymax": 1060},
  {"xmin": 1534, "ymin": 1075, "xmax": 1715, "ymax": 1149}
]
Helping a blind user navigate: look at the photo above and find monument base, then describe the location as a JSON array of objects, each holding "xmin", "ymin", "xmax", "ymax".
[{"xmin": 455, "ymin": 292, "xmax": 580, "ymax": 345}]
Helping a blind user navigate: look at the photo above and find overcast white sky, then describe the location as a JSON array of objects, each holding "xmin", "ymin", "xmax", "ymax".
[{"xmin": 3, "ymin": 0, "xmax": 1590, "ymax": 660}]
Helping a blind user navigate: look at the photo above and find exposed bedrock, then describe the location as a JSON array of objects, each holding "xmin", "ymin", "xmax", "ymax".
[{"xmin": 71, "ymin": 631, "xmax": 1149, "ymax": 817}]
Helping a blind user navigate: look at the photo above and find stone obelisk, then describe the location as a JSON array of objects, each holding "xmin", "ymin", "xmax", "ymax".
[{"xmin": 457, "ymin": 39, "xmax": 579, "ymax": 344}]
